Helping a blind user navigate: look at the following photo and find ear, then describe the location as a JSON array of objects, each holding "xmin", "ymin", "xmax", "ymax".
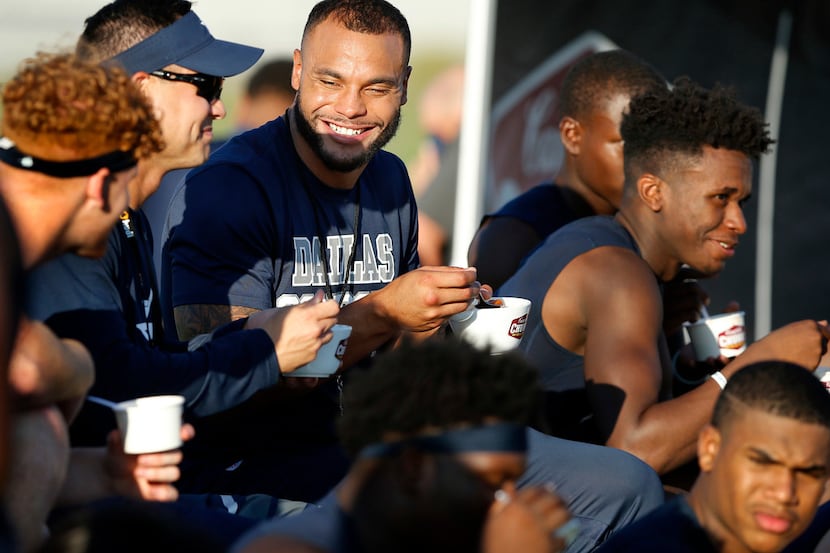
[
  {"xmin": 291, "ymin": 49, "xmax": 302, "ymax": 91},
  {"xmin": 131, "ymin": 71, "xmax": 151, "ymax": 93},
  {"xmin": 400, "ymin": 65, "xmax": 413, "ymax": 106},
  {"xmin": 637, "ymin": 173, "xmax": 664, "ymax": 212},
  {"xmin": 697, "ymin": 424, "xmax": 722, "ymax": 473},
  {"xmin": 84, "ymin": 168, "xmax": 111, "ymax": 209},
  {"xmin": 559, "ymin": 116, "xmax": 582, "ymax": 155}
]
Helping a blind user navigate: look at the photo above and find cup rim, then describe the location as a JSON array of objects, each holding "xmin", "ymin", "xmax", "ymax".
[
  {"xmin": 684, "ymin": 310, "xmax": 746, "ymax": 326},
  {"xmin": 117, "ymin": 395, "xmax": 185, "ymax": 410}
]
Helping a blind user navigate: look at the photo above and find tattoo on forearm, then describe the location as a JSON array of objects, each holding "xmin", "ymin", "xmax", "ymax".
[{"xmin": 174, "ymin": 304, "xmax": 229, "ymax": 341}]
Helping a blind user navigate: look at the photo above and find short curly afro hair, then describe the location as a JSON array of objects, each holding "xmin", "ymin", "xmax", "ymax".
[
  {"xmin": 2, "ymin": 51, "xmax": 163, "ymax": 162},
  {"xmin": 337, "ymin": 338, "xmax": 539, "ymax": 457},
  {"xmin": 621, "ymin": 76, "xmax": 773, "ymax": 183}
]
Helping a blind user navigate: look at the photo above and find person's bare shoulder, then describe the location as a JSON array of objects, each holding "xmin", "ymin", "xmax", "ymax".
[{"xmin": 543, "ymin": 245, "xmax": 662, "ymax": 356}]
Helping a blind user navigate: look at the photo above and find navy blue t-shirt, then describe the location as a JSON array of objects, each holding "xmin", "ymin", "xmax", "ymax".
[
  {"xmin": 486, "ymin": 182, "xmax": 595, "ymax": 242},
  {"xmin": 597, "ymin": 496, "xmax": 716, "ymax": 552},
  {"xmin": 26, "ymin": 209, "xmax": 279, "ymax": 447},
  {"xmin": 160, "ymin": 114, "xmax": 420, "ymax": 495},
  {"xmin": 163, "ymin": 114, "xmax": 419, "ymax": 319}
]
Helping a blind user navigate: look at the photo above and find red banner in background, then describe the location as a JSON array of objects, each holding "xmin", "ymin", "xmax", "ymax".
[{"xmin": 486, "ymin": 32, "xmax": 617, "ymax": 212}]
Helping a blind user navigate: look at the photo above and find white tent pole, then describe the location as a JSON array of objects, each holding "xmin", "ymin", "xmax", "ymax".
[
  {"xmin": 754, "ymin": 9, "xmax": 792, "ymax": 340},
  {"xmin": 449, "ymin": 0, "xmax": 498, "ymax": 268}
]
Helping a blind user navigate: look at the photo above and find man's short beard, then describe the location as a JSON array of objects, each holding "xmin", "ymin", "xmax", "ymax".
[{"xmin": 294, "ymin": 96, "xmax": 401, "ymax": 173}]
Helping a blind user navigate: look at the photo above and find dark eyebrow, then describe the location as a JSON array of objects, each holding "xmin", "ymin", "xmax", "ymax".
[
  {"xmin": 748, "ymin": 447, "xmax": 776, "ymax": 463},
  {"xmin": 748, "ymin": 447, "xmax": 827, "ymax": 475}
]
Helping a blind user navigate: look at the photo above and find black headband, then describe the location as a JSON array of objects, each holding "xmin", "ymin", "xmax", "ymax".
[
  {"xmin": 359, "ymin": 422, "xmax": 528, "ymax": 458},
  {"xmin": 0, "ymin": 137, "xmax": 137, "ymax": 178}
]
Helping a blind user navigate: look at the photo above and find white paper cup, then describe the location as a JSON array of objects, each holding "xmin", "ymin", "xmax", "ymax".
[
  {"xmin": 814, "ymin": 367, "xmax": 830, "ymax": 393},
  {"xmin": 114, "ymin": 395, "xmax": 184, "ymax": 454},
  {"xmin": 288, "ymin": 324, "xmax": 352, "ymax": 377},
  {"xmin": 684, "ymin": 311, "xmax": 747, "ymax": 361},
  {"xmin": 449, "ymin": 297, "xmax": 531, "ymax": 354}
]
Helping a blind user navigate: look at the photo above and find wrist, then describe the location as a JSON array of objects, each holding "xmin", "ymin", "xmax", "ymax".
[{"xmin": 709, "ymin": 370, "xmax": 727, "ymax": 390}]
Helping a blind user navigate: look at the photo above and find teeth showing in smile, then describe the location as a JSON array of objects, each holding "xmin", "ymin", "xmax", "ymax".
[
  {"xmin": 719, "ymin": 242, "xmax": 730, "ymax": 248},
  {"xmin": 329, "ymin": 122, "xmax": 363, "ymax": 136}
]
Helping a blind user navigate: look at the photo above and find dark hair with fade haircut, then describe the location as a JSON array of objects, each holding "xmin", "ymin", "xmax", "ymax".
[
  {"xmin": 558, "ymin": 49, "xmax": 666, "ymax": 121},
  {"xmin": 76, "ymin": 0, "xmax": 193, "ymax": 63},
  {"xmin": 621, "ymin": 76, "xmax": 774, "ymax": 184},
  {"xmin": 337, "ymin": 338, "xmax": 539, "ymax": 457},
  {"xmin": 711, "ymin": 361, "xmax": 830, "ymax": 432},
  {"xmin": 303, "ymin": 0, "xmax": 412, "ymax": 66}
]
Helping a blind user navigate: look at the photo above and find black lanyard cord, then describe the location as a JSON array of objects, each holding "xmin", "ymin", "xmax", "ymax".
[{"xmin": 287, "ymin": 115, "xmax": 362, "ymax": 308}]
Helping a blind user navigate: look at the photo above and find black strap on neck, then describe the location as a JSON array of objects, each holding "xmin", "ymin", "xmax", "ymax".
[
  {"xmin": 0, "ymin": 137, "xmax": 136, "ymax": 178},
  {"xmin": 119, "ymin": 209, "xmax": 159, "ymax": 345}
]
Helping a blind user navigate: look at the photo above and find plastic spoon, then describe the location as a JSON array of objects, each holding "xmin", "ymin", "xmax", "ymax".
[
  {"xmin": 475, "ymin": 293, "xmax": 504, "ymax": 309},
  {"xmin": 86, "ymin": 395, "xmax": 122, "ymax": 410}
]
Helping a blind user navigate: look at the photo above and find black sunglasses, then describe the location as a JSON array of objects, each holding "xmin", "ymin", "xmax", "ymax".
[{"xmin": 149, "ymin": 70, "xmax": 224, "ymax": 103}]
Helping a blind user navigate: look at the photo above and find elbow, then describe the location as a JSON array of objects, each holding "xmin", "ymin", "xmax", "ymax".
[{"xmin": 606, "ymin": 435, "xmax": 681, "ymax": 476}]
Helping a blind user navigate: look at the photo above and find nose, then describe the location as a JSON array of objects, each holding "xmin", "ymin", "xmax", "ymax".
[
  {"xmin": 334, "ymin": 87, "xmax": 367, "ymax": 119},
  {"xmin": 211, "ymin": 98, "xmax": 227, "ymax": 120},
  {"xmin": 767, "ymin": 468, "xmax": 798, "ymax": 505},
  {"xmin": 725, "ymin": 201, "xmax": 747, "ymax": 235}
]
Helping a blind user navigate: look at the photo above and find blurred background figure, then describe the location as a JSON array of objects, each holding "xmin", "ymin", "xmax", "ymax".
[
  {"xmin": 410, "ymin": 64, "xmax": 464, "ymax": 266},
  {"xmin": 231, "ymin": 58, "xmax": 296, "ymax": 133}
]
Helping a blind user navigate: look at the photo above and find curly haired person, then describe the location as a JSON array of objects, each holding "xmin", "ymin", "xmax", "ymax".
[
  {"xmin": 500, "ymin": 77, "xmax": 830, "ymax": 482},
  {"xmin": 234, "ymin": 339, "xmax": 574, "ymax": 553},
  {"xmin": 0, "ymin": 52, "xmax": 178, "ymax": 552}
]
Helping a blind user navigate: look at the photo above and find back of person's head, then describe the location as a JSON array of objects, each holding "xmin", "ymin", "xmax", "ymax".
[
  {"xmin": 1, "ymin": 52, "xmax": 163, "ymax": 163},
  {"xmin": 76, "ymin": 0, "xmax": 192, "ymax": 63},
  {"xmin": 303, "ymin": 0, "xmax": 412, "ymax": 66},
  {"xmin": 621, "ymin": 76, "xmax": 774, "ymax": 186},
  {"xmin": 419, "ymin": 64, "xmax": 465, "ymax": 144},
  {"xmin": 343, "ymin": 339, "xmax": 537, "ymax": 553},
  {"xmin": 246, "ymin": 58, "xmax": 294, "ymax": 99},
  {"xmin": 337, "ymin": 338, "xmax": 538, "ymax": 457},
  {"xmin": 711, "ymin": 361, "xmax": 830, "ymax": 432},
  {"xmin": 234, "ymin": 58, "xmax": 296, "ymax": 130},
  {"xmin": 558, "ymin": 49, "xmax": 666, "ymax": 121}
]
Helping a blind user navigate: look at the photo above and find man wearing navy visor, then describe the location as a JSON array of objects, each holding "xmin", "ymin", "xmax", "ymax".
[{"xmin": 27, "ymin": 0, "xmax": 344, "ymax": 526}]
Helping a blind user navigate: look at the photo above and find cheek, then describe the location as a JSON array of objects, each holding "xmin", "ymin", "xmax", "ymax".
[{"xmin": 603, "ymin": 143, "xmax": 624, "ymax": 177}]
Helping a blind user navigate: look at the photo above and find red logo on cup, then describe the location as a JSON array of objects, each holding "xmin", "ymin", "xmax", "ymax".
[
  {"xmin": 717, "ymin": 325, "xmax": 745, "ymax": 350},
  {"xmin": 509, "ymin": 314, "xmax": 528, "ymax": 339}
]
